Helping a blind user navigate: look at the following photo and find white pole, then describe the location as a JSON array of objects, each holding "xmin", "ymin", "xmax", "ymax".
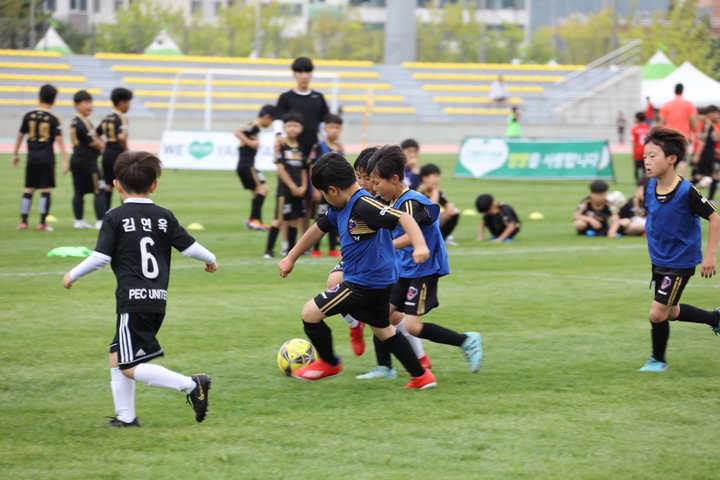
[
  {"xmin": 166, "ymin": 71, "xmax": 182, "ymax": 131},
  {"xmin": 330, "ymin": 74, "xmax": 339, "ymax": 114},
  {"xmin": 204, "ymin": 70, "xmax": 212, "ymax": 131}
]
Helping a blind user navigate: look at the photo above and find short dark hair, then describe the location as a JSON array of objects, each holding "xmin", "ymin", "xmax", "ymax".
[
  {"xmin": 367, "ymin": 144, "xmax": 405, "ymax": 181},
  {"xmin": 292, "ymin": 56, "xmax": 314, "ymax": 72},
  {"xmin": 259, "ymin": 104, "xmax": 275, "ymax": 117},
  {"xmin": 419, "ymin": 163, "xmax": 441, "ymax": 178},
  {"xmin": 110, "ymin": 87, "xmax": 133, "ymax": 106},
  {"xmin": 637, "ymin": 175, "xmax": 651, "ymax": 188},
  {"xmin": 590, "ymin": 180, "xmax": 608, "ymax": 193},
  {"xmin": 475, "ymin": 194, "xmax": 493, "ymax": 213},
  {"xmin": 39, "ymin": 84, "xmax": 57, "ymax": 104},
  {"xmin": 675, "ymin": 83, "xmax": 684, "ymax": 95},
  {"xmin": 74, "ymin": 90, "xmax": 92, "ymax": 104},
  {"xmin": 644, "ymin": 126, "xmax": 687, "ymax": 162},
  {"xmin": 698, "ymin": 106, "xmax": 708, "ymax": 115},
  {"xmin": 311, "ymin": 152, "xmax": 356, "ymax": 192},
  {"xmin": 400, "ymin": 139, "xmax": 419, "ymax": 150},
  {"xmin": 324, "ymin": 113, "xmax": 343, "ymax": 125},
  {"xmin": 705, "ymin": 105, "xmax": 720, "ymax": 114},
  {"xmin": 282, "ymin": 111, "xmax": 304, "ymax": 125},
  {"xmin": 354, "ymin": 146, "xmax": 379, "ymax": 173},
  {"xmin": 114, "ymin": 150, "xmax": 162, "ymax": 194},
  {"xmin": 635, "ymin": 111, "xmax": 646, "ymax": 122}
]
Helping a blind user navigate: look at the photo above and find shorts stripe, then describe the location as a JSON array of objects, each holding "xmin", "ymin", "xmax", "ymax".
[
  {"xmin": 91, "ymin": 173, "xmax": 99, "ymax": 195},
  {"xmin": 119, "ymin": 313, "xmax": 134, "ymax": 364},
  {"xmin": 668, "ymin": 276, "xmax": 682, "ymax": 305},
  {"xmin": 276, "ymin": 196, "xmax": 285, "ymax": 220},
  {"xmin": 251, "ymin": 167, "xmax": 260, "ymax": 186},
  {"xmin": 320, "ymin": 289, "xmax": 352, "ymax": 314},
  {"xmin": 417, "ymin": 283, "xmax": 427, "ymax": 316}
]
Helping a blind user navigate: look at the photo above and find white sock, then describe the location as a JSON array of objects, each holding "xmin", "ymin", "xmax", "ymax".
[
  {"xmin": 133, "ymin": 363, "xmax": 196, "ymax": 393},
  {"xmin": 281, "ymin": 241, "xmax": 289, "ymax": 252},
  {"xmin": 396, "ymin": 318, "xmax": 425, "ymax": 359},
  {"xmin": 342, "ymin": 314, "xmax": 359, "ymax": 328},
  {"xmin": 111, "ymin": 367, "xmax": 136, "ymax": 423}
]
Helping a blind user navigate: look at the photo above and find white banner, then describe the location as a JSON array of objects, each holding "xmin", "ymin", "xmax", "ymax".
[{"xmin": 159, "ymin": 130, "xmax": 277, "ymax": 171}]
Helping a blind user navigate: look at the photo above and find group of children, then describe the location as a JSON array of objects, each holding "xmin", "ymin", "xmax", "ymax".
[{"xmin": 13, "ymin": 84, "xmax": 132, "ymax": 231}]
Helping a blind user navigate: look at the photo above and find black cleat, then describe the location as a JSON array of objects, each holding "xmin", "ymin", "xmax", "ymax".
[
  {"xmin": 186, "ymin": 374, "xmax": 211, "ymax": 423},
  {"xmin": 100, "ymin": 416, "xmax": 141, "ymax": 427}
]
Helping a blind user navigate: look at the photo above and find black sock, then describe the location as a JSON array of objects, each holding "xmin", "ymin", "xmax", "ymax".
[
  {"xmin": 93, "ymin": 193, "xmax": 105, "ymax": 221},
  {"xmin": 441, "ymin": 214, "xmax": 460, "ymax": 240},
  {"xmin": 419, "ymin": 322, "xmax": 467, "ymax": 347},
  {"xmin": 73, "ymin": 194, "xmax": 84, "ymax": 220},
  {"xmin": 329, "ymin": 230, "xmax": 339, "ymax": 250},
  {"xmin": 710, "ymin": 180, "xmax": 717, "ymax": 201},
  {"xmin": 40, "ymin": 192, "xmax": 50, "ymax": 224},
  {"xmin": 251, "ymin": 194, "xmax": 265, "ymax": 221},
  {"xmin": 373, "ymin": 334, "xmax": 392, "ymax": 369},
  {"xmin": 266, "ymin": 226, "xmax": 279, "ymax": 252},
  {"xmin": 676, "ymin": 304, "xmax": 720, "ymax": 327},
  {"xmin": 651, "ymin": 320, "xmax": 670, "ymax": 363},
  {"xmin": 383, "ymin": 332, "xmax": 424, "ymax": 377},
  {"xmin": 20, "ymin": 192, "xmax": 32, "ymax": 223},
  {"xmin": 303, "ymin": 320, "xmax": 336, "ymax": 365},
  {"xmin": 288, "ymin": 227, "xmax": 298, "ymax": 252}
]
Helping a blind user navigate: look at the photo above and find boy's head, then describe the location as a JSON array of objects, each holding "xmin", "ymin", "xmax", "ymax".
[
  {"xmin": 511, "ymin": 106, "xmax": 518, "ymax": 114},
  {"xmin": 354, "ymin": 145, "xmax": 379, "ymax": 193},
  {"xmin": 113, "ymin": 150, "xmax": 162, "ymax": 195},
  {"xmin": 311, "ymin": 152, "xmax": 357, "ymax": 207},
  {"xmin": 635, "ymin": 175, "xmax": 651, "ymax": 201},
  {"xmin": 292, "ymin": 56, "xmax": 314, "ymax": 90},
  {"xmin": 635, "ymin": 111, "xmax": 646, "ymax": 123},
  {"xmin": 324, "ymin": 113, "xmax": 343, "ymax": 141},
  {"xmin": 400, "ymin": 138, "xmax": 419, "ymax": 167},
  {"xmin": 643, "ymin": 126, "xmax": 687, "ymax": 176},
  {"xmin": 282, "ymin": 111, "xmax": 304, "ymax": 139},
  {"xmin": 475, "ymin": 194, "xmax": 498, "ymax": 215},
  {"xmin": 39, "ymin": 84, "xmax": 57, "ymax": 105},
  {"xmin": 675, "ymin": 83, "xmax": 684, "ymax": 96},
  {"xmin": 74, "ymin": 89, "xmax": 93, "ymax": 116},
  {"xmin": 367, "ymin": 144, "xmax": 406, "ymax": 202},
  {"xmin": 589, "ymin": 179, "xmax": 608, "ymax": 204},
  {"xmin": 419, "ymin": 163, "xmax": 441, "ymax": 189},
  {"xmin": 705, "ymin": 105, "xmax": 720, "ymax": 122},
  {"xmin": 258, "ymin": 104, "xmax": 276, "ymax": 127},
  {"xmin": 111, "ymin": 87, "xmax": 133, "ymax": 113}
]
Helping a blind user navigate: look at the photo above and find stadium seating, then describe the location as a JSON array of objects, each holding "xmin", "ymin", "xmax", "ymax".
[
  {"xmin": 413, "ymin": 73, "xmax": 564, "ymax": 82},
  {"xmin": 0, "ymin": 61, "xmax": 71, "ymax": 70},
  {"xmin": 402, "ymin": 61, "xmax": 584, "ymax": 71},
  {"xmin": 0, "ymin": 49, "xmax": 61, "ymax": 58},
  {"xmin": 0, "ymin": 73, "xmax": 86, "ymax": 82},
  {"xmin": 111, "ymin": 65, "xmax": 381, "ymax": 78},
  {"xmin": 96, "ymin": 52, "xmax": 374, "ymax": 68}
]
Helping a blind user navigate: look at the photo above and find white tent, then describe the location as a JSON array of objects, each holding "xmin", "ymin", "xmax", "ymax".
[
  {"xmin": 144, "ymin": 29, "xmax": 183, "ymax": 56},
  {"xmin": 643, "ymin": 61, "xmax": 720, "ymax": 106},
  {"xmin": 35, "ymin": 26, "xmax": 72, "ymax": 55},
  {"xmin": 643, "ymin": 50, "xmax": 675, "ymax": 81}
]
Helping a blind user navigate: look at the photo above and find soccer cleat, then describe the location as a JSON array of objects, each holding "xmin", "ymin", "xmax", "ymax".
[
  {"xmin": 638, "ymin": 357, "xmax": 668, "ymax": 372},
  {"xmin": 444, "ymin": 237, "xmax": 459, "ymax": 246},
  {"xmin": 292, "ymin": 358, "xmax": 343, "ymax": 381},
  {"xmin": 712, "ymin": 308, "xmax": 720, "ymax": 335},
  {"xmin": 37, "ymin": 223, "xmax": 53, "ymax": 231},
  {"xmin": 100, "ymin": 416, "xmax": 141, "ymax": 427},
  {"xmin": 349, "ymin": 322, "xmax": 365, "ymax": 356},
  {"xmin": 403, "ymin": 369, "xmax": 437, "ymax": 389},
  {"xmin": 245, "ymin": 219, "xmax": 268, "ymax": 231},
  {"xmin": 94, "ymin": 220, "xmax": 103, "ymax": 229},
  {"xmin": 328, "ymin": 250, "xmax": 342, "ymax": 258},
  {"xmin": 73, "ymin": 219, "xmax": 94, "ymax": 229},
  {"xmin": 16, "ymin": 222, "xmax": 28, "ymax": 230},
  {"xmin": 259, "ymin": 221, "xmax": 272, "ymax": 230},
  {"xmin": 356, "ymin": 366, "xmax": 397, "ymax": 379},
  {"xmin": 461, "ymin": 332, "xmax": 483, "ymax": 372},
  {"xmin": 418, "ymin": 353, "xmax": 432, "ymax": 370},
  {"xmin": 310, "ymin": 250, "xmax": 323, "ymax": 258},
  {"xmin": 262, "ymin": 250, "xmax": 275, "ymax": 259},
  {"xmin": 186, "ymin": 374, "xmax": 211, "ymax": 422}
]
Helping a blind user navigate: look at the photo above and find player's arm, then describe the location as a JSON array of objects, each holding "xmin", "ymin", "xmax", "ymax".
[
  {"xmin": 88, "ymin": 133, "xmax": 105, "ymax": 151},
  {"xmin": 11, "ymin": 132, "xmax": 24, "ymax": 167},
  {"xmin": 298, "ymin": 168, "xmax": 308, "ymax": 196},
  {"xmin": 695, "ymin": 138, "xmax": 706, "ymax": 165},
  {"xmin": 280, "ymin": 222, "xmax": 326, "ymax": 278},
  {"xmin": 235, "ymin": 125, "xmax": 259, "ymax": 149},
  {"xmin": 398, "ymin": 212, "xmax": 429, "ymax": 264},
  {"xmin": 701, "ymin": 212, "xmax": 719, "ymax": 278},
  {"xmin": 56, "ymin": 134, "xmax": 69, "ymax": 174},
  {"xmin": 476, "ymin": 220, "xmax": 486, "ymax": 242},
  {"xmin": 276, "ymin": 162, "xmax": 300, "ymax": 196},
  {"xmin": 492, "ymin": 222, "xmax": 518, "ymax": 242},
  {"xmin": 117, "ymin": 131, "xmax": 128, "ymax": 151},
  {"xmin": 606, "ymin": 213, "xmax": 622, "ymax": 238},
  {"xmin": 62, "ymin": 251, "xmax": 112, "ymax": 288},
  {"xmin": 171, "ymin": 216, "xmax": 218, "ymax": 272}
]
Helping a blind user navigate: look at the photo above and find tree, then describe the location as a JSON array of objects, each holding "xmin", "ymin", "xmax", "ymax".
[{"xmin": 0, "ymin": 0, "xmax": 50, "ymax": 49}]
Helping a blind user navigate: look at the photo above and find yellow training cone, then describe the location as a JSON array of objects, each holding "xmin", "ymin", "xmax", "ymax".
[
  {"xmin": 45, "ymin": 214, "xmax": 58, "ymax": 223},
  {"xmin": 528, "ymin": 212, "xmax": 544, "ymax": 220},
  {"xmin": 186, "ymin": 222, "xmax": 205, "ymax": 230},
  {"xmin": 462, "ymin": 209, "xmax": 478, "ymax": 216}
]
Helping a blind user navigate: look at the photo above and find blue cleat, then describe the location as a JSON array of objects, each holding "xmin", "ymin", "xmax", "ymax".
[
  {"xmin": 585, "ymin": 230, "xmax": 596, "ymax": 237},
  {"xmin": 461, "ymin": 332, "xmax": 483, "ymax": 372},
  {"xmin": 638, "ymin": 357, "xmax": 668, "ymax": 372},
  {"xmin": 355, "ymin": 366, "xmax": 396, "ymax": 379},
  {"xmin": 711, "ymin": 308, "xmax": 720, "ymax": 335}
]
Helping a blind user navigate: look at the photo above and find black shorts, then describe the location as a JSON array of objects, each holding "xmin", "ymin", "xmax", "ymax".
[
  {"xmin": 25, "ymin": 162, "xmax": 55, "ymax": 189},
  {"xmin": 695, "ymin": 159, "xmax": 716, "ymax": 177},
  {"xmin": 109, "ymin": 312, "xmax": 165, "ymax": 370},
  {"xmin": 389, "ymin": 275, "xmax": 440, "ymax": 316},
  {"xmin": 102, "ymin": 149, "xmax": 122, "ymax": 185},
  {"xmin": 315, "ymin": 198, "xmax": 330, "ymax": 219},
  {"xmin": 577, "ymin": 224, "xmax": 608, "ymax": 236},
  {"xmin": 314, "ymin": 281, "xmax": 393, "ymax": 328},
  {"xmin": 72, "ymin": 169, "xmax": 101, "ymax": 195},
  {"xmin": 651, "ymin": 265, "xmax": 694, "ymax": 306},
  {"xmin": 237, "ymin": 165, "xmax": 265, "ymax": 190},
  {"xmin": 275, "ymin": 195, "xmax": 305, "ymax": 221}
]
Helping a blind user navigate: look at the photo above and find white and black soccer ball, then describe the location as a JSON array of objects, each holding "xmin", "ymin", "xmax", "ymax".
[
  {"xmin": 699, "ymin": 176, "xmax": 714, "ymax": 189},
  {"xmin": 606, "ymin": 190, "xmax": 626, "ymax": 208}
]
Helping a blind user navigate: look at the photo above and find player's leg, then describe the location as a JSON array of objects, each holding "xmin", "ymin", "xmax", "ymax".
[
  {"xmin": 92, "ymin": 173, "xmax": 105, "ymax": 228},
  {"xmin": 291, "ymin": 294, "xmax": 343, "ymax": 380},
  {"xmin": 574, "ymin": 219, "xmax": 589, "ymax": 234},
  {"xmin": 368, "ymin": 324, "xmax": 436, "ymax": 389},
  {"xmin": 71, "ymin": 169, "xmax": 94, "ymax": 228},
  {"xmin": 264, "ymin": 196, "xmax": 285, "ymax": 257},
  {"xmin": 38, "ymin": 187, "xmax": 52, "ymax": 230},
  {"xmin": 102, "ymin": 158, "xmax": 115, "ymax": 212},
  {"xmin": 106, "ymin": 349, "xmax": 137, "ymax": 426},
  {"xmin": 18, "ymin": 186, "xmax": 34, "ymax": 229},
  {"xmin": 440, "ymin": 211, "xmax": 460, "ymax": 241},
  {"xmin": 251, "ymin": 179, "xmax": 270, "ymax": 228},
  {"xmin": 327, "ymin": 266, "xmax": 365, "ymax": 356}
]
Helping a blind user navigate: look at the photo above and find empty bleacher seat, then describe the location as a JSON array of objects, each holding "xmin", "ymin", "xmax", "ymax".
[
  {"xmin": 110, "ymin": 65, "xmax": 380, "ymax": 78},
  {"xmin": 0, "ymin": 49, "xmax": 62, "ymax": 58},
  {"xmin": 0, "ymin": 73, "xmax": 86, "ymax": 82},
  {"xmin": 422, "ymin": 84, "xmax": 544, "ymax": 93},
  {"xmin": 412, "ymin": 73, "xmax": 564, "ymax": 82},
  {"xmin": 0, "ymin": 62, "xmax": 71, "ymax": 70},
  {"xmin": 433, "ymin": 95, "xmax": 523, "ymax": 104},
  {"xmin": 96, "ymin": 52, "xmax": 374, "ymax": 68},
  {"xmin": 403, "ymin": 61, "xmax": 584, "ymax": 71},
  {"xmin": 122, "ymin": 76, "xmax": 391, "ymax": 90}
]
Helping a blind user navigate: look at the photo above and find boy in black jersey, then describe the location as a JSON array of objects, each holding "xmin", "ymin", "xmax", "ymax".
[
  {"xmin": 608, "ymin": 176, "xmax": 650, "ymax": 237},
  {"xmin": 264, "ymin": 112, "xmax": 309, "ymax": 258},
  {"xmin": 235, "ymin": 104, "xmax": 275, "ymax": 231},
  {"xmin": 475, "ymin": 194, "xmax": 521, "ymax": 242},
  {"xmin": 70, "ymin": 90, "xmax": 106, "ymax": 229},
  {"xmin": 12, "ymin": 84, "xmax": 67, "ymax": 231},
  {"xmin": 572, "ymin": 180, "xmax": 619, "ymax": 237},
  {"xmin": 692, "ymin": 105, "xmax": 720, "ymax": 200},
  {"xmin": 96, "ymin": 87, "xmax": 132, "ymax": 212},
  {"xmin": 418, "ymin": 163, "xmax": 460, "ymax": 241},
  {"xmin": 62, "ymin": 150, "xmax": 218, "ymax": 426}
]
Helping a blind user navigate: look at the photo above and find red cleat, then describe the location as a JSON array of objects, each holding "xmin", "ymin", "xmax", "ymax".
[
  {"xmin": 292, "ymin": 358, "xmax": 343, "ymax": 381},
  {"xmin": 349, "ymin": 322, "xmax": 365, "ymax": 356},
  {"xmin": 37, "ymin": 223, "xmax": 54, "ymax": 231},
  {"xmin": 418, "ymin": 353, "xmax": 432, "ymax": 370},
  {"xmin": 17, "ymin": 222, "xmax": 28, "ymax": 230},
  {"xmin": 403, "ymin": 369, "xmax": 437, "ymax": 390},
  {"xmin": 310, "ymin": 250, "xmax": 323, "ymax": 258},
  {"xmin": 328, "ymin": 250, "xmax": 342, "ymax": 258}
]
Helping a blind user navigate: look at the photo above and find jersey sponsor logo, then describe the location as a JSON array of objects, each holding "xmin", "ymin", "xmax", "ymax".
[
  {"xmin": 407, "ymin": 286, "xmax": 418, "ymax": 300},
  {"xmin": 348, "ymin": 219, "xmax": 357, "ymax": 233},
  {"xmin": 128, "ymin": 288, "xmax": 168, "ymax": 300},
  {"xmin": 326, "ymin": 284, "xmax": 340, "ymax": 293},
  {"xmin": 661, "ymin": 276, "xmax": 672, "ymax": 290}
]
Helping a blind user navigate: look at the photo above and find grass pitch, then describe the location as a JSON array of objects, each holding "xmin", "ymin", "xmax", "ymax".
[{"xmin": 1, "ymin": 153, "xmax": 720, "ymax": 480}]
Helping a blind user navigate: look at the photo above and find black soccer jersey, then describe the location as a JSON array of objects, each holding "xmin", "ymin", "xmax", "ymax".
[
  {"xmin": 484, "ymin": 204, "xmax": 520, "ymax": 237},
  {"xmin": 619, "ymin": 196, "xmax": 647, "ymax": 219},
  {"xmin": 275, "ymin": 90, "xmax": 329, "ymax": 153},
  {"xmin": 70, "ymin": 114, "xmax": 99, "ymax": 168},
  {"xmin": 19, "ymin": 108, "xmax": 61, "ymax": 163},
  {"xmin": 238, "ymin": 121, "xmax": 260, "ymax": 167},
  {"xmin": 97, "ymin": 110, "xmax": 128, "ymax": 162},
  {"xmin": 576, "ymin": 197, "xmax": 614, "ymax": 225},
  {"xmin": 276, "ymin": 144, "xmax": 309, "ymax": 197},
  {"xmin": 94, "ymin": 198, "xmax": 197, "ymax": 314}
]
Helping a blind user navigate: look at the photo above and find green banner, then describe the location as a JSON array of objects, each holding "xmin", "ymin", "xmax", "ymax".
[{"xmin": 454, "ymin": 138, "xmax": 614, "ymax": 180}]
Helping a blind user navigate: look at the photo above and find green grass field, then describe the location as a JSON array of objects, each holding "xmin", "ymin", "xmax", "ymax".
[{"xmin": 2, "ymin": 152, "xmax": 720, "ymax": 480}]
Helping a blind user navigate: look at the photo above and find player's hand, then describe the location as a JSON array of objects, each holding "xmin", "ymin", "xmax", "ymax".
[
  {"xmin": 701, "ymin": 256, "xmax": 716, "ymax": 278},
  {"xmin": 62, "ymin": 272, "xmax": 74, "ymax": 289},
  {"xmin": 490, "ymin": 238, "xmax": 503, "ymax": 243},
  {"xmin": 204, "ymin": 261, "xmax": 218, "ymax": 273},
  {"xmin": 63, "ymin": 164, "xmax": 69, "ymax": 175},
  {"xmin": 279, "ymin": 257, "xmax": 295, "ymax": 278},
  {"xmin": 412, "ymin": 245, "xmax": 430, "ymax": 264},
  {"xmin": 12, "ymin": 154, "xmax": 20, "ymax": 167},
  {"xmin": 588, "ymin": 219, "xmax": 602, "ymax": 230}
]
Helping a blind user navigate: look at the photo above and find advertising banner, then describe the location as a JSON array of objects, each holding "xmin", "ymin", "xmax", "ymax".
[{"xmin": 454, "ymin": 137, "xmax": 614, "ymax": 180}]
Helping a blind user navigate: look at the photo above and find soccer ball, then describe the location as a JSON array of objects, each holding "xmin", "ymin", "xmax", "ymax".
[
  {"xmin": 699, "ymin": 176, "xmax": 714, "ymax": 188},
  {"xmin": 277, "ymin": 338, "xmax": 316, "ymax": 376},
  {"xmin": 606, "ymin": 190, "xmax": 626, "ymax": 208}
]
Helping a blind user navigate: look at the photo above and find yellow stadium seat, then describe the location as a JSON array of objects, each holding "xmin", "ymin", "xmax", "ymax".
[
  {"xmin": 132, "ymin": 89, "xmax": 403, "ymax": 102},
  {"xmin": 96, "ymin": 52, "xmax": 374, "ymax": 68},
  {"xmin": 110, "ymin": 65, "xmax": 380, "ymax": 78},
  {"xmin": 422, "ymin": 84, "xmax": 544, "ymax": 93},
  {"xmin": 403, "ymin": 61, "xmax": 584, "ymax": 71},
  {"xmin": 0, "ymin": 62, "xmax": 71, "ymax": 70},
  {"xmin": 432, "ymin": 96, "xmax": 523, "ymax": 104},
  {"xmin": 144, "ymin": 102, "xmax": 414, "ymax": 114},
  {"xmin": 0, "ymin": 86, "xmax": 102, "ymax": 94},
  {"xmin": 123, "ymin": 77, "xmax": 391, "ymax": 90},
  {"xmin": 0, "ymin": 98, "xmax": 112, "ymax": 107},
  {"xmin": 342, "ymin": 106, "xmax": 416, "ymax": 114},
  {"xmin": 0, "ymin": 49, "xmax": 62, "ymax": 58},
  {"xmin": 0, "ymin": 73, "xmax": 86, "ymax": 82},
  {"xmin": 412, "ymin": 73, "xmax": 564, "ymax": 82},
  {"xmin": 443, "ymin": 107, "xmax": 510, "ymax": 115}
]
